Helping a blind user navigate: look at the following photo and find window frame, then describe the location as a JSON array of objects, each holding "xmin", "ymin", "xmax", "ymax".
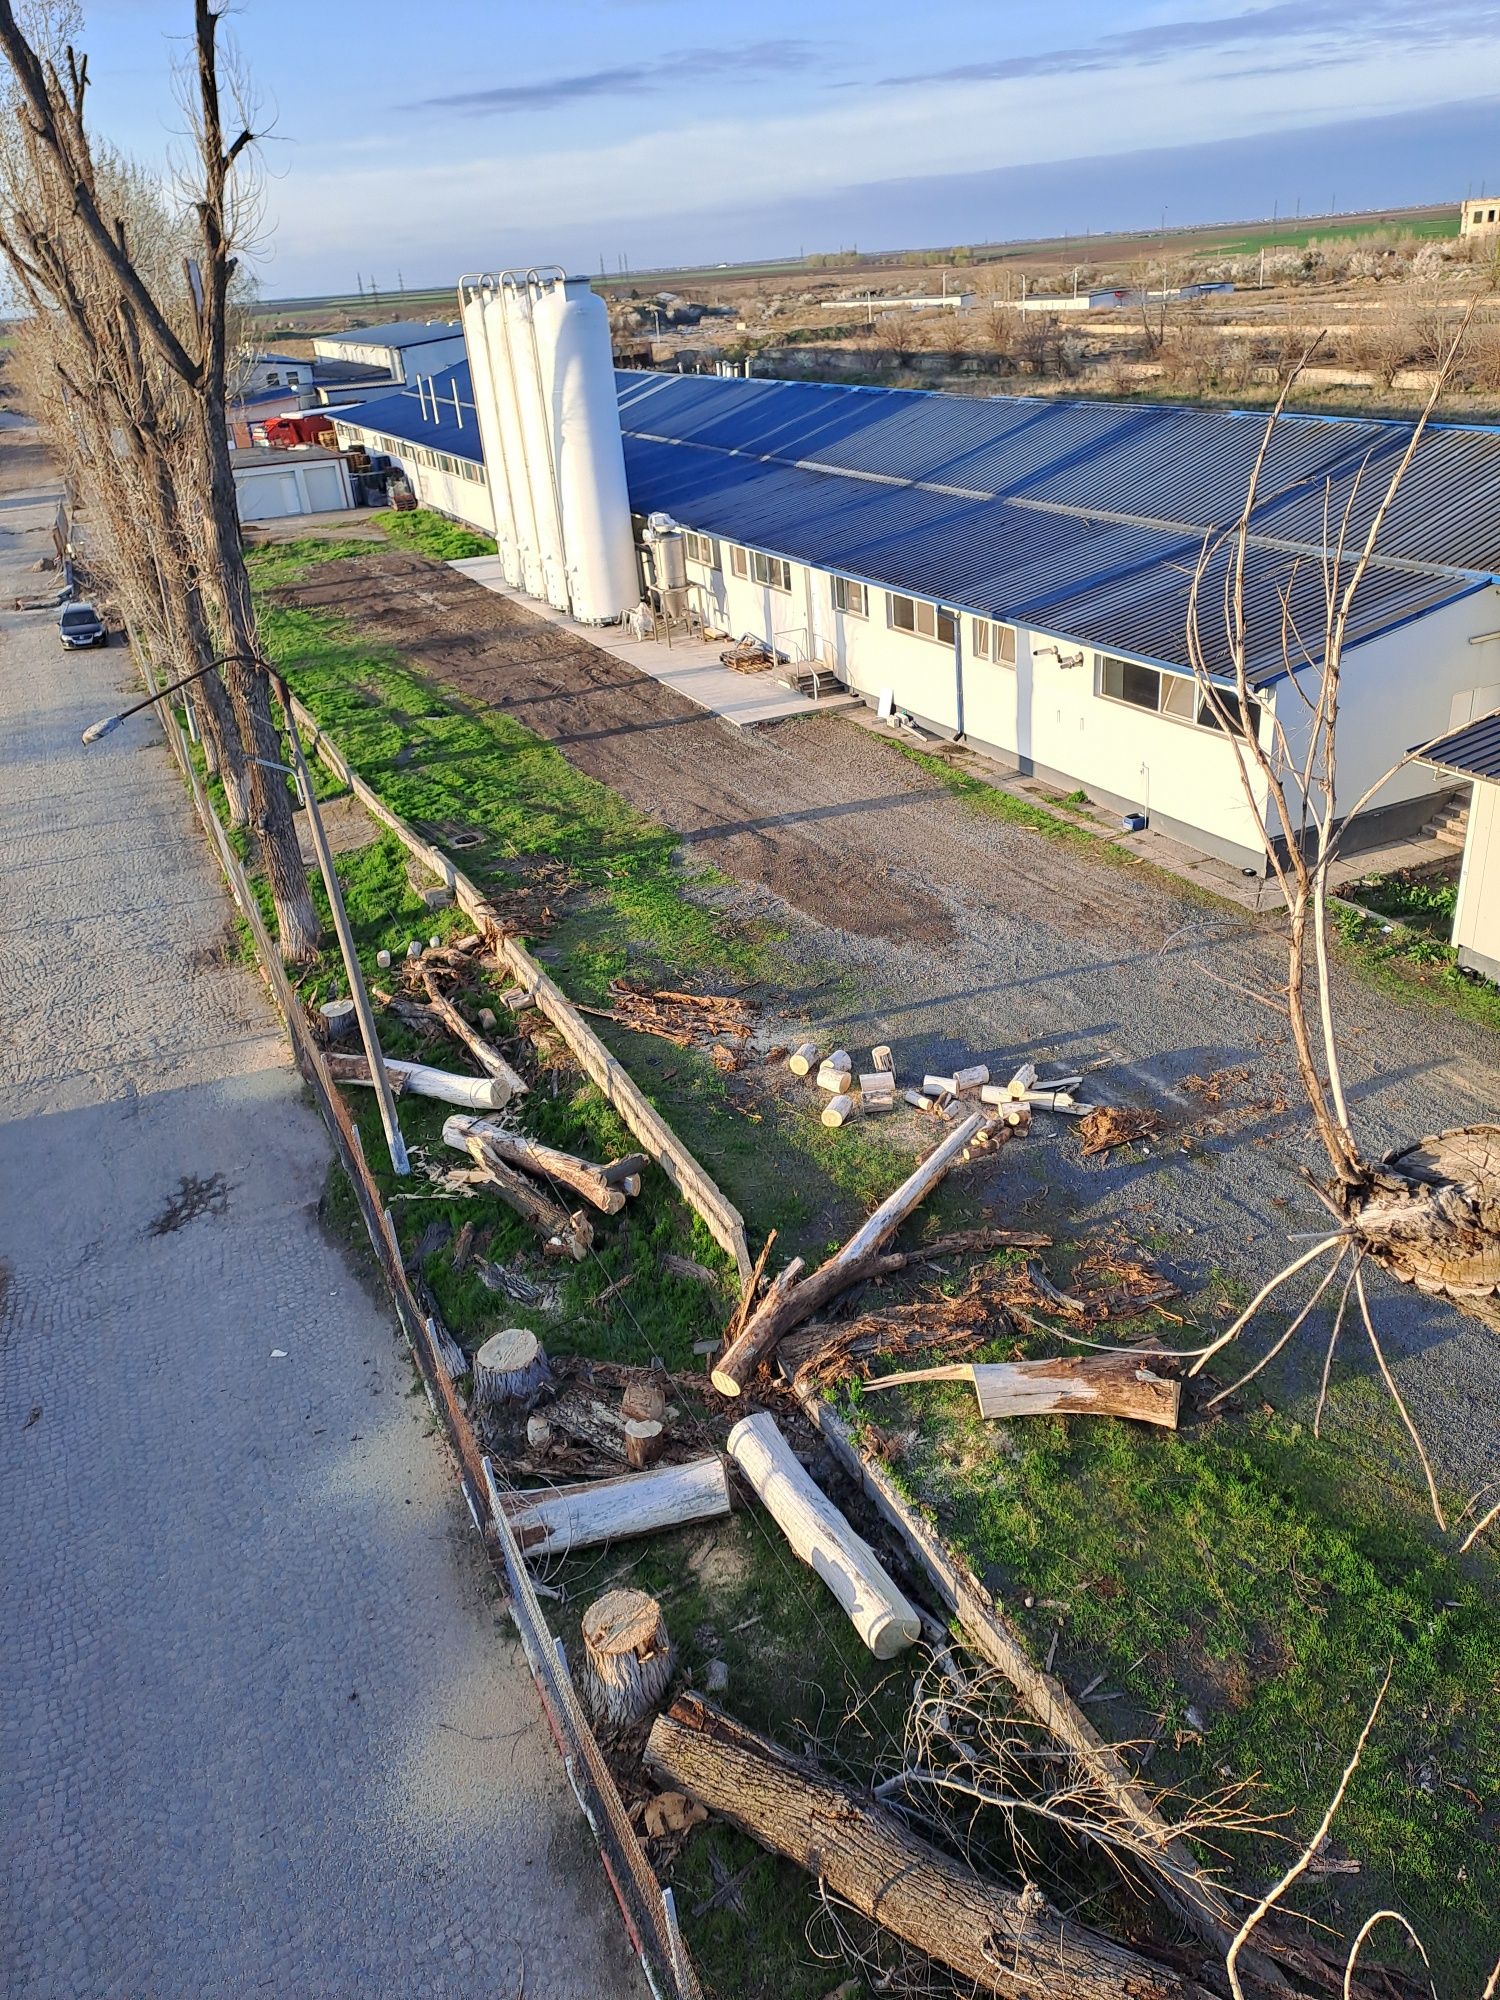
[
  {"xmin": 972, "ymin": 618, "xmax": 1017, "ymax": 665},
  {"xmin": 1098, "ymin": 651, "xmax": 1259, "ymax": 740},
  {"xmin": 730, "ymin": 544, "xmax": 748, "ymax": 578},
  {"xmin": 890, "ymin": 593, "xmax": 956, "ymax": 645},
  {"xmin": 831, "ymin": 575, "xmax": 868, "ymax": 618},
  {"xmin": 749, "ymin": 549, "xmax": 792, "ymax": 592}
]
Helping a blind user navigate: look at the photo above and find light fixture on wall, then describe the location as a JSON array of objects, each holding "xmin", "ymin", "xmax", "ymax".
[{"xmin": 1034, "ymin": 642, "xmax": 1086, "ymax": 670}]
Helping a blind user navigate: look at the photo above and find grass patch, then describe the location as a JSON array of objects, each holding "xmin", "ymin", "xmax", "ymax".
[
  {"xmin": 889, "ymin": 739, "xmax": 1110, "ymax": 853},
  {"xmin": 1345, "ymin": 871, "xmax": 1458, "ymax": 940},
  {"xmin": 1330, "ymin": 896, "xmax": 1500, "ymax": 1034},
  {"xmin": 370, "ymin": 506, "xmax": 497, "ymax": 561}
]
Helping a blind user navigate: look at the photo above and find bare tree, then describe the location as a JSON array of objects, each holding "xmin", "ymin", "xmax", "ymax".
[
  {"xmin": 1177, "ymin": 319, "xmax": 1500, "ymax": 1532},
  {"xmin": 0, "ymin": 0, "xmax": 320, "ymax": 958}
]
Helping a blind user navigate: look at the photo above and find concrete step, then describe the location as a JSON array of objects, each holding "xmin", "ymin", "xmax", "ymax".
[
  {"xmin": 781, "ymin": 665, "xmax": 847, "ymax": 701},
  {"xmin": 1424, "ymin": 798, "xmax": 1471, "ymax": 848}
]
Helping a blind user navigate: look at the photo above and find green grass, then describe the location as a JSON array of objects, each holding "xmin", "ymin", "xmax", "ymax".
[
  {"xmin": 1216, "ymin": 214, "xmax": 1460, "ymax": 256},
  {"xmin": 1331, "ymin": 897, "xmax": 1500, "ymax": 1035},
  {"xmin": 846, "ymin": 1291, "xmax": 1500, "ymax": 1981},
  {"xmin": 369, "ymin": 507, "xmax": 497, "ymax": 561},
  {"xmin": 890, "ymin": 740, "xmax": 1111, "ymax": 852}
]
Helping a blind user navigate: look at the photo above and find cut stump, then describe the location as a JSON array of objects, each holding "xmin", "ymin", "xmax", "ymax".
[
  {"xmin": 474, "ymin": 1327, "xmax": 551, "ymax": 1409},
  {"xmin": 583, "ymin": 1589, "xmax": 675, "ymax": 1727}
]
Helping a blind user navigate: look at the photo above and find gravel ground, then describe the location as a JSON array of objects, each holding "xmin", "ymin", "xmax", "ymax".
[
  {"xmin": 0, "ymin": 469, "xmax": 644, "ymax": 1999},
  {"xmin": 287, "ymin": 550, "xmax": 1500, "ymax": 1501}
]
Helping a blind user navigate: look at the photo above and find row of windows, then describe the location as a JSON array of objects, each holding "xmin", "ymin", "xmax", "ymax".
[
  {"xmin": 1098, "ymin": 655, "xmax": 1255, "ymax": 737},
  {"xmin": 729, "ymin": 545, "xmax": 793, "ymax": 591},
  {"xmin": 336, "ymin": 427, "xmax": 487, "ymax": 485}
]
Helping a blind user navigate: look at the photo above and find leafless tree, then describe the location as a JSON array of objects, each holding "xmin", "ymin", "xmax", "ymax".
[
  {"xmin": 0, "ymin": 0, "xmax": 321, "ymax": 958},
  {"xmin": 1177, "ymin": 317, "xmax": 1499, "ymax": 1532}
]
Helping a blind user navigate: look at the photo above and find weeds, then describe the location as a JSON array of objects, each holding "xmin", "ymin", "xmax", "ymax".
[{"xmin": 369, "ymin": 506, "xmax": 497, "ymax": 561}]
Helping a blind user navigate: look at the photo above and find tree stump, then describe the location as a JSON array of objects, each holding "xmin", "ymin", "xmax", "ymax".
[
  {"xmin": 319, "ymin": 997, "xmax": 356, "ymax": 1042},
  {"xmin": 474, "ymin": 1327, "xmax": 551, "ymax": 1409},
  {"xmin": 621, "ymin": 1371, "xmax": 668, "ymax": 1425},
  {"xmin": 582, "ymin": 1589, "xmax": 675, "ymax": 1728},
  {"xmin": 625, "ymin": 1419, "xmax": 665, "ymax": 1469}
]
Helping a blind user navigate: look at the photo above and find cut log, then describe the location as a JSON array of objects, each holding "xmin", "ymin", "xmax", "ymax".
[
  {"xmin": 904, "ymin": 1089, "xmax": 933, "ymax": 1111},
  {"xmin": 952, "ymin": 1063, "xmax": 989, "ymax": 1094},
  {"xmin": 821, "ymin": 1093, "xmax": 857, "ymax": 1128},
  {"xmin": 450, "ymin": 1127, "xmax": 594, "ymax": 1259},
  {"xmin": 863, "ymin": 1356, "xmax": 1180, "ymax": 1428},
  {"xmin": 1007, "ymin": 1061, "xmax": 1038, "ymax": 1098},
  {"xmin": 645, "ymin": 1696, "xmax": 1215, "ymax": 2000},
  {"xmin": 625, "ymin": 1419, "xmax": 666, "ymax": 1469},
  {"xmin": 725, "ymin": 1412, "xmax": 919, "ymax": 1658},
  {"xmin": 421, "ymin": 967, "xmax": 528, "ymax": 1100},
  {"xmin": 870, "ymin": 1044, "xmax": 894, "ymax": 1074},
  {"xmin": 327, "ymin": 1051, "xmax": 508, "ymax": 1110},
  {"xmin": 501, "ymin": 1457, "xmax": 732, "ymax": 1557},
  {"xmin": 443, "ymin": 1115, "xmax": 626, "ymax": 1214},
  {"xmin": 862, "ymin": 1092, "xmax": 894, "ymax": 1113},
  {"xmin": 816, "ymin": 1064, "xmax": 852, "ymax": 1094},
  {"xmin": 786, "ymin": 1385, "xmax": 1252, "ymax": 1970},
  {"xmin": 857, "ymin": 1073, "xmax": 895, "ymax": 1096},
  {"xmin": 824, "ymin": 1048, "xmax": 851, "ymax": 1074},
  {"xmin": 787, "ymin": 1042, "xmax": 819, "ymax": 1076},
  {"xmin": 526, "ymin": 1412, "xmax": 554, "ymax": 1451},
  {"xmin": 711, "ymin": 1113, "xmax": 984, "ymax": 1398},
  {"xmin": 582, "ymin": 1589, "xmax": 675, "ymax": 1728},
  {"xmin": 475, "ymin": 1327, "xmax": 551, "ymax": 1408},
  {"xmin": 600, "ymin": 1152, "xmax": 650, "ymax": 1187},
  {"xmin": 319, "ymin": 997, "xmax": 356, "ymax": 1042},
  {"xmin": 922, "ymin": 1073, "xmax": 957, "ymax": 1096},
  {"xmin": 621, "ymin": 1372, "xmax": 669, "ymax": 1425}
]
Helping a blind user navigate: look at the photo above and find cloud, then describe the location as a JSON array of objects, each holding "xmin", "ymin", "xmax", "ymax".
[
  {"xmin": 886, "ymin": 0, "xmax": 1498, "ymax": 89},
  {"xmin": 402, "ymin": 40, "xmax": 815, "ymax": 116}
]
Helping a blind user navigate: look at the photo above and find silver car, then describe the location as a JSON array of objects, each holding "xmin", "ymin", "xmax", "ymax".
[{"xmin": 58, "ymin": 600, "xmax": 108, "ymax": 648}]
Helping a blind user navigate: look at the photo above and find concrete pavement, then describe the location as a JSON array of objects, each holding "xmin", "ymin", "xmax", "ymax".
[{"xmin": 0, "ymin": 464, "xmax": 643, "ymax": 1999}]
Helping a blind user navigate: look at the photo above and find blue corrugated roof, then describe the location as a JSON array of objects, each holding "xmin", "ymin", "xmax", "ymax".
[
  {"xmin": 616, "ymin": 371, "xmax": 1498, "ymax": 682},
  {"xmin": 1420, "ymin": 708, "xmax": 1500, "ymax": 782},
  {"xmin": 319, "ymin": 320, "xmax": 462, "ymax": 350},
  {"xmin": 331, "ymin": 362, "xmax": 482, "ymax": 463}
]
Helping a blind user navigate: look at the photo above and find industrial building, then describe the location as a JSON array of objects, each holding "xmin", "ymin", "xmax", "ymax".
[
  {"xmin": 326, "ymin": 272, "xmax": 1500, "ymax": 875},
  {"xmin": 312, "ymin": 319, "xmax": 467, "ymax": 386}
]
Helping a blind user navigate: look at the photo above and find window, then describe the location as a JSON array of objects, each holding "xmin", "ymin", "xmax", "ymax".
[
  {"xmin": 683, "ymin": 531, "xmax": 718, "ymax": 566},
  {"xmin": 831, "ymin": 576, "xmax": 867, "ymax": 617},
  {"xmin": 287, "ymin": 373, "xmax": 300, "ymax": 387},
  {"xmin": 890, "ymin": 593, "xmax": 956, "ymax": 645},
  {"xmin": 1195, "ymin": 689, "xmax": 1255, "ymax": 738},
  {"xmin": 730, "ymin": 545, "xmax": 748, "ymax": 578},
  {"xmin": 1100, "ymin": 654, "xmax": 1162, "ymax": 711},
  {"xmin": 972, "ymin": 618, "xmax": 1016, "ymax": 664},
  {"xmin": 1099, "ymin": 653, "xmax": 1259, "ymax": 739},
  {"xmin": 750, "ymin": 550, "xmax": 792, "ymax": 591},
  {"xmin": 266, "ymin": 371, "xmax": 280, "ymax": 387}
]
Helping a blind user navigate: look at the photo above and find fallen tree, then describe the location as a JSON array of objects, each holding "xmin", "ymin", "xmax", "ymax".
[
  {"xmin": 645, "ymin": 1694, "xmax": 1217, "ymax": 2000},
  {"xmin": 863, "ymin": 1354, "xmax": 1181, "ymax": 1428},
  {"xmin": 443, "ymin": 1114, "xmax": 631, "ymax": 1215}
]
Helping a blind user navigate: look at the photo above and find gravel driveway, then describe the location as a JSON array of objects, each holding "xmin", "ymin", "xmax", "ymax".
[
  {"xmin": 0, "ymin": 472, "xmax": 643, "ymax": 1998},
  {"xmin": 287, "ymin": 550, "xmax": 1500, "ymax": 1499}
]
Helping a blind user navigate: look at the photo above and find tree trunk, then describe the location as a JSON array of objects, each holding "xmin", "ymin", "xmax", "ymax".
[
  {"xmin": 445, "ymin": 1115, "xmax": 626, "ymax": 1213},
  {"xmin": 725, "ymin": 1412, "xmax": 920, "ymax": 1659},
  {"xmin": 645, "ymin": 1696, "xmax": 1215, "ymax": 2000},
  {"xmin": 474, "ymin": 1327, "xmax": 551, "ymax": 1408},
  {"xmin": 420, "ymin": 969, "xmax": 528, "ymax": 1100},
  {"xmin": 861, "ymin": 1356, "xmax": 1181, "ymax": 1428},
  {"xmin": 500, "ymin": 1457, "xmax": 732, "ymax": 1557},
  {"xmin": 582, "ymin": 1589, "xmax": 674, "ymax": 1727},
  {"xmin": 713, "ymin": 1113, "xmax": 984, "ymax": 1396},
  {"xmin": 449, "ymin": 1126, "xmax": 595, "ymax": 1259},
  {"xmin": 624, "ymin": 1419, "xmax": 665, "ymax": 1469},
  {"xmin": 327, "ymin": 1052, "xmax": 508, "ymax": 1109}
]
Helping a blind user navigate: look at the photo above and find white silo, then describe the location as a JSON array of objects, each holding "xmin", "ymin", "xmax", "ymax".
[
  {"xmin": 458, "ymin": 276, "xmax": 537, "ymax": 591},
  {"xmin": 530, "ymin": 274, "xmax": 640, "ymax": 625},
  {"xmin": 501, "ymin": 273, "xmax": 569, "ymax": 608}
]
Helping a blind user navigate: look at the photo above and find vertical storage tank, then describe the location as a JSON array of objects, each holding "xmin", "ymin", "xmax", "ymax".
[{"xmin": 459, "ymin": 277, "xmax": 537, "ymax": 592}]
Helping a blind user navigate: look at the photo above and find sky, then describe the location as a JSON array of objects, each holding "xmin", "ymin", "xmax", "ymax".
[{"xmin": 66, "ymin": 0, "xmax": 1500, "ymax": 297}]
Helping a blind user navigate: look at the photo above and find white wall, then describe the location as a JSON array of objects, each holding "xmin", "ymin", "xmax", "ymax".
[
  {"xmin": 330, "ymin": 418, "xmax": 494, "ymax": 535},
  {"xmin": 312, "ymin": 331, "xmax": 467, "ymax": 385},
  {"xmin": 1453, "ymin": 777, "xmax": 1500, "ymax": 979},
  {"xmin": 233, "ymin": 454, "xmax": 351, "ymax": 521}
]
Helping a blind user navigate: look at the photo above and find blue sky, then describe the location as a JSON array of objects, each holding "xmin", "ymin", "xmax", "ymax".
[{"xmin": 74, "ymin": 0, "xmax": 1500, "ymax": 295}]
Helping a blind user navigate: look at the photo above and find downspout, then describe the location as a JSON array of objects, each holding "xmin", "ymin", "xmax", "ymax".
[{"xmin": 951, "ymin": 608, "xmax": 965, "ymax": 738}]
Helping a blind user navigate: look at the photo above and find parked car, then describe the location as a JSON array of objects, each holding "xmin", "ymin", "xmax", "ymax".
[{"xmin": 58, "ymin": 601, "xmax": 108, "ymax": 648}]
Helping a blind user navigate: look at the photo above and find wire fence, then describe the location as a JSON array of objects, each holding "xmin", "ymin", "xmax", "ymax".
[{"xmin": 137, "ymin": 651, "xmax": 702, "ymax": 2000}]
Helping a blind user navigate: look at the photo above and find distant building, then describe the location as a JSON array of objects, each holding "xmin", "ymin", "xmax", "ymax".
[
  {"xmin": 312, "ymin": 320, "xmax": 467, "ymax": 386},
  {"xmin": 1420, "ymin": 703, "xmax": 1500, "ymax": 983},
  {"xmin": 1461, "ymin": 196, "xmax": 1500, "ymax": 236}
]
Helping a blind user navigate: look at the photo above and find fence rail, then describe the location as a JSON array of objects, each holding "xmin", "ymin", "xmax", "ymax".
[{"xmin": 135, "ymin": 648, "xmax": 702, "ymax": 2000}]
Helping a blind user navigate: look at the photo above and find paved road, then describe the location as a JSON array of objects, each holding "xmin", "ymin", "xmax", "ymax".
[{"xmin": 0, "ymin": 469, "xmax": 643, "ymax": 1998}]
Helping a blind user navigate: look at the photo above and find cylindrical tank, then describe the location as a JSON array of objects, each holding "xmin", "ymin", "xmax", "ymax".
[
  {"xmin": 532, "ymin": 275, "xmax": 641, "ymax": 624},
  {"xmin": 499, "ymin": 277, "xmax": 566, "ymax": 606},
  {"xmin": 645, "ymin": 513, "xmax": 688, "ymax": 621},
  {"xmin": 459, "ymin": 279, "xmax": 530, "ymax": 585}
]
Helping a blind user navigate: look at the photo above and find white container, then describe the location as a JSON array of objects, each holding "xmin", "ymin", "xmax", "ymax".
[{"xmin": 460, "ymin": 280, "xmax": 536, "ymax": 591}]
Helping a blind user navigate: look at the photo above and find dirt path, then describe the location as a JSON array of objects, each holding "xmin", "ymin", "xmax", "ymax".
[{"xmin": 284, "ymin": 549, "xmax": 1500, "ymax": 1496}]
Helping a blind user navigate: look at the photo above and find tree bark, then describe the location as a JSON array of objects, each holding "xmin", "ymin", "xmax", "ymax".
[
  {"xmin": 582, "ymin": 1590, "xmax": 675, "ymax": 1727},
  {"xmin": 624, "ymin": 1419, "xmax": 665, "ymax": 1469},
  {"xmin": 712, "ymin": 1113, "xmax": 984, "ymax": 1396},
  {"xmin": 474, "ymin": 1327, "xmax": 551, "ymax": 1408},
  {"xmin": 420, "ymin": 969, "xmax": 528, "ymax": 1100},
  {"xmin": 645, "ymin": 1696, "xmax": 1215, "ymax": 2000},
  {"xmin": 327, "ymin": 1052, "xmax": 508, "ymax": 1109},
  {"xmin": 453, "ymin": 1132, "xmax": 594, "ymax": 1260},
  {"xmin": 726, "ymin": 1412, "xmax": 920, "ymax": 1659},
  {"xmin": 862, "ymin": 1355, "xmax": 1181, "ymax": 1428},
  {"xmin": 444, "ymin": 1115, "xmax": 626, "ymax": 1213}
]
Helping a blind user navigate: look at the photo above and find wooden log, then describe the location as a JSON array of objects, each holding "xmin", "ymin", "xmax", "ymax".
[
  {"xmin": 421, "ymin": 967, "xmax": 528, "ymax": 1100},
  {"xmin": 500, "ymin": 1457, "xmax": 732, "ymax": 1557},
  {"xmin": 857, "ymin": 1072, "xmax": 896, "ymax": 1096},
  {"xmin": 863, "ymin": 1355, "xmax": 1180, "ymax": 1428},
  {"xmin": 625, "ymin": 1419, "xmax": 666, "ymax": 1469},
  {"xmin": 816, "ymin": 1064, "xmax": 852, "ymax": 1094},
  {"xmin": 600, "ymin": 1152, "xmax": 650, "ymax": 1187},
  {"xmin": 475, "ymin": 1327, "xmax": 551, "ymax": 1409},
  {"xmin": 319, "ymin": 997, "xmax": 356, "ymax": 1041},
  {"xmin": 582, "ymin": 1590, "xmax": 675, "ymax": 1728},
  {"xmin": 726, "ymin": 1413, "xmax": 919, "ymax": 1658},
  {"xmin": 1006, "ymin": 1061, "xmax": 1038, "ymax": 1098},
  {"xmin": 922, "ymin": 1073, "xmax": 957, "ymax": 1097},
  {"xmin": 711, "ymin": 1114, "xmax": 984, "ymax": 1398},
  {"xmin": 1024, "ymin": 1089, "xmax": 1077, "ymax": 1110},
  {"xmin": 787, "ymin": 1042, "xmax": 819, "ymax": 1076},
  {"xmin": 443, "ymin": 1115, "xmax": 627, "ymax": 1214},
  {"xmin": 621, "ymin": 1372, "xmax": 668, "ymax": 1425},
  {"xmin": 451, "ymin": 1128, "xmax": 594, "ymax": 1259},
  {"xmin": 326, "ymin": 1051, "xmax": 508, "ymax": 1110},
  {"xmin": 904, "ymin": 1089, "xmax": 933, "ymax": 1111},
  {"xmin": 952, "ymin": 1063, "xmax": 989, "ymax": 1094},
  {"xmin": 645, "ymin": 1696, "xmax": 1215, "ymax": 2000},
  {"xmin": 786, "ymin": 1385, "xmax": 1251, "ymax": 1968},
  {"xmin": 821, "ymin": 1093, "xmax": 857, "ymax": 1128},
  {"xmin": 862, "ymin": 1092, "xmax": 894, "ymax": 1113},
  {"xmin": 870, "ymin": 1044, "xmax": 894, "ymax": 1074}
]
